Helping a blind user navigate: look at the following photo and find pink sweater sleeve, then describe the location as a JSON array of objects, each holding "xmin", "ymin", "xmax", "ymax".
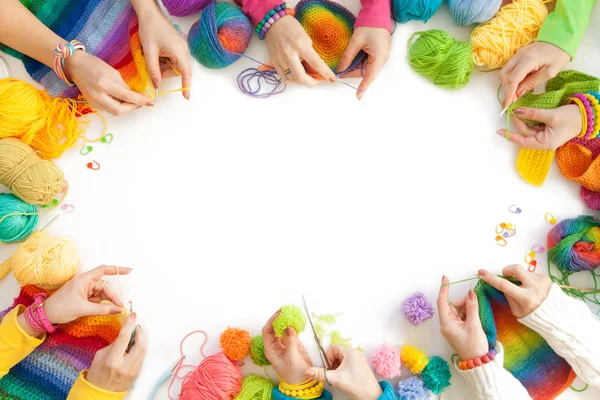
[{"xmin": 235, "ymin": 0, "xmax": 283, "ymax": 26}]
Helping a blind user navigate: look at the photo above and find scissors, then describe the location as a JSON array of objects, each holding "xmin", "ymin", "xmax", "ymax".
[{"xmin": 302, "ymin": 295, "xmax": 332, "ymax": 386}]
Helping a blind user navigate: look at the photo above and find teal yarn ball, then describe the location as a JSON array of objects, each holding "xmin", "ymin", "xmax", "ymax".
[
  {"xmin": 407, "ymin": 29, "xmax": 473, "ymax": 90},
  {"xmin": 0, "ymin": 193, "xmax": 38, "ymax": 244},
  {"xmin": 392, "ymin": 0, "xmax": 443, "ymax": 23},
  {"xmin": 187, "ymin": 1, "xmax": 252, "ymax": 69}
]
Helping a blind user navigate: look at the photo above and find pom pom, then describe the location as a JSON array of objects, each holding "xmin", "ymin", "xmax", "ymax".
[
  {"xmin": 392, "ymin": 0, "xmax": 443, "ymax": 23},
  {"xmin": 234, "ymin": 374, "xmax": 274, "ymax": 400},
  {"xmin": 220, "ymin": 328, "xmax": 251, "ymax": 361},
  {"xmin": 421, "ymin": 356, "xmax": 451, "ymax": 395},
  {"xmin": 447, "ymin": 0, "xmax": 502, "ymax": 26},
  {"xmin": 162, "ymin": 0, "xmax": 211, "ymax": 16},
  {"xmin": 273, "ymin": 305, "xmax": 306, "ymax": 337},
  {"xmin": 180, "ymin": 352, "xmax": 242, "ymax": 400},
  {"xmin": 250, "ymin": 335, "xmax": 270, "ymax": 366},
  {"xmin": 0, "ymin": 193, "xmax": 38, "ymax": 244},
  {"xmin": 401, "ymin": 345, "xmax": 429, "ymax": 374},
  {"xmin": 372, "ymin": 343, "xmax": 401, "ymax": 379},
  {"xmin": 396, "ymin": 377, "xmax": 431, "ymax": 400},
  {"xmin": 402, "ymin": 292, "xmax": 435, "ymax": 325}
]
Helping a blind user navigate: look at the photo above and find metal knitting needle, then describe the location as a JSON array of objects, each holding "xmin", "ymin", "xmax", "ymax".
[{"xmin": 500, "ymin": 106, "xmax": 509, "ymax": 117}]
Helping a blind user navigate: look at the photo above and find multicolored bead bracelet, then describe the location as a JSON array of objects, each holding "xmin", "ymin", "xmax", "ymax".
[
  {"xmin": 566, "ymin": 93, "xmax": 593, "ymax": 139},
  {"xmin": 278, "ymin": 378, "xmax": 325, "ymax": 399},
  {"xmin": 585, "ymin": 91, "xmax": 600, "ymax": 139},
  {"xmin": 53, "ymin": 40, "xmax": 86, "ymax": 86},
  {"xmin": 457, "ymin": 348, "xmax": 497, "ymax": 370},
  {"xmin": 256, "ymin": 3, "xmax": 295, "ymax": 40}
]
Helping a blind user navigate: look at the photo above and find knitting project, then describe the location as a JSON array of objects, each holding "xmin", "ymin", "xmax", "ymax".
[
  {"xmin": 0, "ymin": 0, "xmax": 154, "ymax": 100},
  {"xmin": 0, "ymin": 285, "xmax": 124, "ymax": 400},
  {"xmin": 295, "ymin": 0, "xmax": 366, "ymax": 76},
  {"xmin": 475, "ymin": 279, "xmax": 575, "ymax": 399}
]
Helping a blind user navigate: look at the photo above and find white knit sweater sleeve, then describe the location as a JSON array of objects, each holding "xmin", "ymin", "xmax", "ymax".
[
  {"xmin": 454, "ymin": 342, "xmax": 532, "ymax": 400},
  {"xmin": 518, "ymin": 283, "xmax": 600, "ymax": 387}
]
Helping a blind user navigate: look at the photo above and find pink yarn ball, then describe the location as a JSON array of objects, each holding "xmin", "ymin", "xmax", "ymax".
[
  {"xmin": 162, "ymin": 0, "xmax": 212, "ymax": 16},
  {"xmin": 179, "ymin": 352, "xmax": 242, "ymax": 400},
  {"xmin": 372, "ymin": 343, "xmax": 401, "ymax": 379}
]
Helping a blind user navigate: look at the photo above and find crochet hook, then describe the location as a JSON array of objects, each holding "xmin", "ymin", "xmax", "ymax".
[
  {"xmin": 147, "ymin": 355, "xmax": 185, "ymax": 400},
  {"xmin": 127, "ymin": 301, "xmax": 136, "ymax": 352}
]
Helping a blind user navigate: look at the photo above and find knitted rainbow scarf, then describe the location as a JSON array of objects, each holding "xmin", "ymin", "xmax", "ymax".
[
  {"xmin": 0, "ymin": 285, "xmax": 124, "ymax": 400},
  {"xmin": 0, "ymin": 0, "xmax": 154, "ymax": 100},
  {"xmin": 475, "ymin": 280, "xmax": 576, "ymax": 400}
]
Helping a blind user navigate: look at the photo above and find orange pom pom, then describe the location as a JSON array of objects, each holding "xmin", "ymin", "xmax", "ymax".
[{"xmin": 220, "ymin": 328, "xmax": 251, "ymax": 361}]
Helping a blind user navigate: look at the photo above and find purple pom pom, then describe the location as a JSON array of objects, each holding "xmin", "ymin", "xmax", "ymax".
[{"xmin": 402, "ymin": 292, "xmax": 435, "ymax": 325}]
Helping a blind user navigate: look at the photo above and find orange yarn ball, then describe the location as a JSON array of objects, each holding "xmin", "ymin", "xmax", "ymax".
[{"xmin": 220, "ymin": 328, "xmax": 251, "ymax": 361}]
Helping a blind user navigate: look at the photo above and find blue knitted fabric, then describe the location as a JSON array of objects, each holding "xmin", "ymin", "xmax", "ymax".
[{"xmin": 379, "ymin": 381, "xmax": 398, "ymax": 400}]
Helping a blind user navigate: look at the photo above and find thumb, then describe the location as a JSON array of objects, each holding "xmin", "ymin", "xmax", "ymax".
[
  {"xmin": 513, "ymin": 107, "xmax": 556, "ymax": 125},
  {"xmin": 144, "ymin": 46, "xmax": 162, "ymax": 89},
  {"xmin": 465, "ymin": 288, "xmax": 482, "ymax": 328},
  {"xmin": 305, "ymin": 367, "xmax": 341, "ymax": 387},
  {"xmin": 282, "ymin": 327, "xmax": 298, "ymax": 348},
  {"xmin": 85, "ymin": 302, "xmax": 124, "ymax": 318},
  {"xmin": 337, "ymin": 36, "xmax": 362, "ymax": 74}
]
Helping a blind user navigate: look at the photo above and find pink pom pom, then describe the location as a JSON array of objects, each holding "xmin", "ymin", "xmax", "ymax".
[{"xmin": 372, "ymin": 343, "xmax": 401, "ymax": 379}]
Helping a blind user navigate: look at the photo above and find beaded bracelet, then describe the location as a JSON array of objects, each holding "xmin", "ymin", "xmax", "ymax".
[
  {"xmin": 23, "ymin": 293, "xmax": 57, "ymax": 334},
  {"xmin": 256, "ymin": 3, "xmax": 295, "ymax": 40},
  {"xmin": 457, "ymin": 348, "xmax": 497, "ymax": 370},
  {"xmin": 278, "ymin": 378, "xmax": 324, "ymax": 399},
  {"xmin": 566, "ymin": 93, "xmax": 593, "ymax": 139},
  {"xmin": 272, "ymin": 386, "xmax": 332, "ymax": 400},
  {"xmin": 585, "ymin": 92, "xmax": 600, "ymax": 139},
  {"xmin": 53, "ymin": 40, "xmax": 86, "ymax": 86}
]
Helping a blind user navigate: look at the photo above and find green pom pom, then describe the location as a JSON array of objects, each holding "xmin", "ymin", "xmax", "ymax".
[
  {"xmin": 250, "ymin": 335, "xmax": 270, "ymax": 366},
  {"xmin": 421, "ymin": 356, "xmax": 451, "ymax": 395},
  {"xmin": 273, "ymin": 305, "xmax": 306, "ymax": 337}
]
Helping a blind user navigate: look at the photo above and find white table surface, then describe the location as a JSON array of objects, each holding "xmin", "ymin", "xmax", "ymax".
[{"xmin": 1, "ymin": 2, "xmax": 599, "ymax": 399}]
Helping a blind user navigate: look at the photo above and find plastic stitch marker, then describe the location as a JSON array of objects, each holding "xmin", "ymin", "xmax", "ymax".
[
  {"xmin": 545, "ymin": 212, "xmax": 557, "ymax": 225},
  {"xmin": 80, "ymin": 144, "xmax": 93, "ymax": 155},
  {"xmin": 531, "ymin": 245, "xmax": 545, "ymax": 253},
  {"xmin": 61, "ymin": 204, "xmax": 75, "ymax": 214},
  {"xmin": 528, "ymin": 260, "xmax": 538, "ymax": 272},
  {"xmin": 525, "ymin": 251, "xmax": 536, "ymax": 263},
  {"xmin": 495, "ymin": 235, "xmax": 507, "ymax": 246},
  {"xmin": 100, "ymin": 133, "xmax": 114, "ymax": 144},
  {"xmin": 87, "ymin": 160, "xmax": 100, "ymax": 170},
  {"xmin": 509, "ymin": 204, "xmax": 521, "ymax": 213},
  {"xmin": 41, "ymin": 199, "xmax": 58, "ymax": 208}
]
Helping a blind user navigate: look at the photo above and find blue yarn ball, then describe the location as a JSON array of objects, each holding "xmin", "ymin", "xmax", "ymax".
[
  {"xmin": 447, "ymin": 0, "xmax": 502, "ymax": 26},
  {"xmin": 0, "ymin": 193, "xmax": 38, "ymax": 244},
  {"xmin": 397, "ymin": 377, "xmax": 431, "ymax": 400},
  {"xmin": 188, "ymin": 0, "xmax": 252, "ymax": 69},
  {"xmin": 392, "ymin": 0, "xmax": 443, "ymax": 23}
]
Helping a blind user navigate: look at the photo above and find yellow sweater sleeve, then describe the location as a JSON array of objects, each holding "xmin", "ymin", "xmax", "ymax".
[
  {"xmin": 67, "ymin": 371, "xmax": 127, "ymax": 400},
  {"xmin": 0, "ymin": 305, "xmax": 45, "ymax": 378}
]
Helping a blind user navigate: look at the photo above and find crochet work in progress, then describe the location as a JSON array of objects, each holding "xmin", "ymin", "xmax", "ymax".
[
  {"xmin": 295, "ymin": 0, "xmax": 366, "ymax": 76},
  {"xmin": 556, "ymin": 135, "xmax": 600, "ymax": 209},
  {"xmin": 475, "ymin": 280, "xmax": 575, "ymax": 400},
  {"xmin": 0, "ymin": 285, "xmax": 124, "ymax": 400},
  {"xmin": 0, "ymin": 0, "xmax": 154, "ymax": 100}
]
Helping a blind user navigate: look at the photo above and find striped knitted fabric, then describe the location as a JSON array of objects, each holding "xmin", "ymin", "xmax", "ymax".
[
  {"xmin": 0, "ymin": 0, "xmax": 154, "ymax": 100},
  {"xmin": 0, "ymin": 285, "xmax": 124, "ymax": 400},
  {"xmin": 475, "ymin": 279, "xmax": 576, "ymax": 400}
]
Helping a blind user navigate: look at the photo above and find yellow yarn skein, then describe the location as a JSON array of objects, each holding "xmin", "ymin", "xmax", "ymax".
[
  {"xmin": 0, "ymin": 138, "xmax": 66, "ymax": 205},
  {"xmin": 471, "ymin": 0, "xmax": 550, "ymax": 70},
  {"xmin": 0, "ymin": 231, "xmax": 79, "ymax": 289}
]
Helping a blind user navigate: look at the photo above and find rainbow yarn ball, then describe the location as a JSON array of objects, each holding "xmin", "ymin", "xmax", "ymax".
[
  {"xmin": 273, "ymin": 305, "xmax": 306, "ymax": 337},
  {"xmin": 547, "ymin": 215, "xmax": 600, "ymax": 273},
  {"xmin": 421, "ymin": 356, "xmax": 451, "ymax": 395},
  {"xmin": 162, "ymin": 0, "xmax": 211, "ymax": 16},
  {"xmin": 401, "ymin": 345, "xmax": 429, "ymax": 374},
  {"xmin": 447, "ymin": 0, "xmax": 502, "ymax": 26},
  {"xmin": 402, "ymin": 292, "xmax": 435, "ymax": 325},
  {"xmin": 0, "ymin": 193, "xmax": 38, "ymax": 243},
  {"xmin": 179, "ymin": 352, "xmax": 242, "ymax": 400},
  {"xmin": 371, "ymin": 343, "xmax": 401, "ymax": 379},
  {"xmin": 220, "ymin": 328, "xmax": 252, "ymax": 361},
  {"xmin": 250, "ymin": 335, "xmax": 271, "ymax": 366},
  {"xmin": 187, "ymin": 1, "xmax": 252, "ymax": 69},
  {"xmin": 392, "ymin": 0, "xmax": 443, "ymax": 23},
  {"xmin": 396, "ymin": 377, "xmax": 431, "ymax": 400},
  {"xmin": 233, "ymin": 375, "xmax": 274, "ymax": 400}
]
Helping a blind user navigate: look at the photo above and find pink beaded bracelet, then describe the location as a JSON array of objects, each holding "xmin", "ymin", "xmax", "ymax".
[
  {"xmin": 23, "ymin": 293, "xmax": 57, "ymax": 334},
  {"xmin": 568, "ymin": 93, "xmax": 594, "ymax": 139},
  {"xmin": 256, "ymin": 4, "xmax": 295, "ymax": 40},
  {"xmin": 457, "ymin": 348, "xmax": 497, "ymax": 370}
]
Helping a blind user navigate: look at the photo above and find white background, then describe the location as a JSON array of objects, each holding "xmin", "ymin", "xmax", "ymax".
[{"xmin": 1, "ymin": 2, "xmax": 599, "ymax": 399}]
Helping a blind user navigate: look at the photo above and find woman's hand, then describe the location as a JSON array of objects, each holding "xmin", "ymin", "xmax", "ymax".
[
  {"xmin": 337, "ymin": 27, "xmax": 391, "ymax": 100},
  {"xmin": 500, "ymin": 42, "xmax": 570, "ymax": 108},
  {"xmin": 86, "ymin": 312, "xmax": 147, "ymax": 392},
  {"xmin": 265, "ymin": 16, "xmax": 335, "ymax": 87},
  {"xmin": 497, "ymin": 105, "xmax": 581, "ymax": 150},
  {"xmin": 438, "ymin": 276, "xmax": 489, "ymax": 360},
  {"xmin": 305, "ymin": 345, "xmax": 382, "ymax": 400},
  {"xmin": 262, "ymin": 310, "xmax": 312, "ymax": 384},
  {"xmin": 65, "ymin": 52, "xmax": 153, "ymax": 116},
  {"xmin": 478, "ymin": 265, "xmax": 552, "ymax": 318}
]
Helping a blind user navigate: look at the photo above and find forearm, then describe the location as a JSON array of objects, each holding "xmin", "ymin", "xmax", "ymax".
[
  {"xmin": 131, "ymin": 0, "xmax": 164, "ymax": 20},
  {"xmin": 0, "ymin": 306, "xmax": 44, "ymax": 378}
]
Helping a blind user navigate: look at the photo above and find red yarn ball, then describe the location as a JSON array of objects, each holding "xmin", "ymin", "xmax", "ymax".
[{"xmin": 179, "ymin": 352, "xmax": 242, "ymax": 400}]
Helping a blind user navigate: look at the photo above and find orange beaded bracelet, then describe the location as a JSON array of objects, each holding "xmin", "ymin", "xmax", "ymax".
[{"xmin": 457, "ymin": 348, "xmax": 497, "ymax": 370}]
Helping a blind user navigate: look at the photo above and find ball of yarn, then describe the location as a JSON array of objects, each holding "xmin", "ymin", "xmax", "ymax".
[
  {"xmin": 471, "ymin": 0, "xmax": 548, "ymax": 69},
  {"xmin": 162, "ymin": 0, "xmax": 211, "ymax": 16},
  {"xmin": 273, "ymin": 305, "xmax": 307, "ymax": 337},
  {"xmin": 401, "ymin": 345, "xmax": 429, "ymax": 374},
  {"xmin": 447, "ymin": 0, "xmax": 502, "ymax": 26},
  {"xmin": 0, "ymin": 79, "xmax": 85, "ymax": 160},
  {"xmin": 250, "ymin": 335, "xmax": 271, "ymax": 366},
  {"xmin": 220, "ymin": 328, "xmax": 252, "ymax": 361},
  {"xmin": 371, "ymin": 343, "xmax": 401, "ymax": 379},
  {"xmin": 180, "ymin": 352, "xmax": 243, "ymax": 400},
  {"xmin": 402, "ymin": 292, "xmax": 435, "ymax": 325},
  {"xmin": 407, "ymin": 30, "xmax": 473, "ymax": 90},
  {"xmin": 396, "ymin": 377, "xmax": 431, "ymax": 400},
  {"xmin": 421, "ymin": 356, "xmax": 451, "ymax": 395},
  {"xmin": 233, "ymin": 375, "xmax": 274, "ymax": 400},
  {"xmin": 0, "ymin": 138, "xmax": 65, "ymax": 205},
  {"xmin": 392, "ymin": 0, "xmax": 443, "ymax": 23},
  {"xmin": 0, "ymin": 193, "xmax": 38, "ymax": 244},
  {"xmin": 187, "ymin": 1, "xmax": 252, "ymax": 69},
  {"xmin": 547, "ymin": 215, "xmax": 600, "ymax": 273},
  {"xmin": 0, "ymin": 231, "xmax": 79, "ymax": 289}
]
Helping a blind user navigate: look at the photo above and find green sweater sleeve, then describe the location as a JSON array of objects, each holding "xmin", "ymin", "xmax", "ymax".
[{"xmin": 536, "ymin": 0, "xmax": 596, "ymax": 59}]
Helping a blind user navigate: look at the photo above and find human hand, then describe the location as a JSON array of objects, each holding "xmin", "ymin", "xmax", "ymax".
[
  {"xmin": 337, "ymin": 27, "xmax": 391, "ymax": 100},
  {"xmin": 305, "ymin": 345, "xmax": 382, "ymax": 400},
  {"xmin": 496, "ymin": 105, "xmax": 581, "ymax": 150},
  {"xmin": 438, "ymin": 276, "xmax": 489, "ymax": 360},
  {"xmin": 500, "ymin": 42, "xmax": 570, "ymax": 108},
  {"xmin": 65, "ymin": 52, "xmax": 153, "ymax": 116},
  {"xmin": 43, "ymin": 265, "xmax": 132, "ymax": 325},
  {"xmin": 86, "ymin": 312, "xmax": 147, "ymax": 392},
  {"xmin": 262, "ymin": 310, "xmax": 312, "ymax": 384},
  {"xmin": 265, "ymin": 16, "xmax": 335, "ymax": 87},
  {"xmin": 478, "ymin": 265, "xmax": 552, "ymax": 318}
]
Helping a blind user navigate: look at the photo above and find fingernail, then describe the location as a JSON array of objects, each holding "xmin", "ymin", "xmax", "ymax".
[
  {"xmin": 517, "ymin": 89, "xmax": 527, "ymax": 97},
  {"xmin": 148, "ymin": 102, "xmax": 154, "ymax": 107},
  {"xmin": 329, "ymin": 77, "xmax": 335, "ymax": 83},
  {"xmin": 468, "ymin": 289, "xmax": 475, "ymax": 300},
  {"xmin": 136, "ymin": 324, "xmax": 142, "ymax": 331},
  {"xmin": 478, "ymin": 269, "xmax": 485, "ymax": 277},
  {"xmin": 441, "ymin": 275, "xmax": 446, "ymax": 282},
  {"xmin": 136, "ymin": 105, "xmax": 142, "ymax": 109},
  {"xmin": 130, "ymin": 312, "xmax": 137, "ymax": 320},
  {"xmin": 306, "ymin": 370, "xmax": 315, "ymax": 377},
  {"xmin": 111, "ymin": 307, "xmax": 122, "ymax": 315},
  {"xmin": 514, "ymin": 108, "xmax": 525, "ymax": 115}
]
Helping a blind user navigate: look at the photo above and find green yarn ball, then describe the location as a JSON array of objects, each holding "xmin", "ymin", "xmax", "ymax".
[
  {"xmin": 233, "ymin": 374, "xmax": 274, "ymax": 400},
  {"xmin": 407, "ymin": 29, "xmax": 473, "ymax": 90},
  {"xmin": 421, "ymin": 356, "xmax": 451, "ymax": 395},
  {"xmin": 250, "ymin": 335, "xmax": 271, "ymax": 366},
  {"xmin": 273, "ymin": 305, "xmax": 306, "ymax": 337}
]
